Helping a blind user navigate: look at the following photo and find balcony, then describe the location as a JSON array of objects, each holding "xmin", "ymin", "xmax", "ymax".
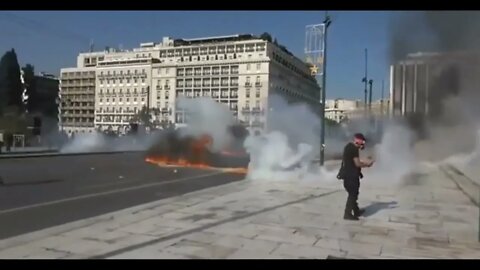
[
  {"xmin": 241, "ymin": 107, "xmax": 251, "ymax": 113},
  {"xmin": 245, "ymin": 82, "xmax": 252, "ymax": 88},
  {"xmin": 164, "ymin": 85, "xmax": 170, "ymax": 90},
  {"xmin": 255, "ymin": 82, "xmax": 262, "ymax": 87}
]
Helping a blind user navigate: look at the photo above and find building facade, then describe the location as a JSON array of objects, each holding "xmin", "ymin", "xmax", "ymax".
[
  {"xmin": 60, "ymin": 51, "xmax": 106, "ymax": 135},
  {"xmin": 389, "ymin": 51, "xmax": 480, "ymax": 119},
  {"xmin": 324, "ymin": 99, "xmax": 362, "ymax": 123},
  {"xmin": 62, "ymin": 34, "xmax": 320, "ymax": 135}
]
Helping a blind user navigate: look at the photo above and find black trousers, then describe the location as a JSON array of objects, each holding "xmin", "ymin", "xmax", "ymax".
[{"xmin": 343, "ymin": 177, "xmax": 360, "ymax": 216}]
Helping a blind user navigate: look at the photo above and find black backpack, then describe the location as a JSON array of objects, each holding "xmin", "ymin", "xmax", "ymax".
[{"xmin": 336, "ymin": 162, "xmax": 346, "ymax": 180}]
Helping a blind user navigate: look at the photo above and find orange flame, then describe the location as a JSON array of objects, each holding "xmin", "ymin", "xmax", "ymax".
[
  {"xmin": 145, "ymin": 156, "xmax": 247, "ymax": 174},
  {"xmin": 145, "ymin": 133, "xmax": 247, "ymax": 174}
]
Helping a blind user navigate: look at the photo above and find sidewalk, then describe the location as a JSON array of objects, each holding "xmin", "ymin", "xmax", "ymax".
[{"xmin": 0, "ymin": 163, "xmax": 479, "ymax": 259}]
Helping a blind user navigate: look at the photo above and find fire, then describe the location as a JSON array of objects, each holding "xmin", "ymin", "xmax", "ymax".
[
  {"xmin": 145, "ymin": 130, "xmax": 249, "ymax": 175},
  {"xmin": 145, "ymin": 156, "xmax": 248, "ymax": 174}
]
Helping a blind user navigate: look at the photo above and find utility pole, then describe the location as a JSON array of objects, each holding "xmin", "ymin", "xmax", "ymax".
[
  {"xmin": 380, "ymin": 79, "xmax": 385, "ymax": 116},
  {"xmin": 362, "ymin": 48, "xmax": 368, "ymax": 113},
  {"xmin": 368, "ymin": 79, "xmax": 373, "ymax": 112},
  {"xmin": 319, "ymin": 11, "xmax": 331, "ymax": 166}
]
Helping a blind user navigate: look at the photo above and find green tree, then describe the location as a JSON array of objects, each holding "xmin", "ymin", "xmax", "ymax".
[
  {"xmin": 0, "ymin": 49, "xmax": 24, "ymax": 116},
  {"xmin": 130, "ymin": 106, "xmax": 159, "ymax": 128}
]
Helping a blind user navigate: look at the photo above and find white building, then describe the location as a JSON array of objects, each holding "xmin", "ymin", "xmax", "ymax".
[
  {"xmin": 59, "ymin": 51, "xmax": 106, "ymax": 135},
  {"xmin": 62, "ymin": 34, "xmax": 321, "ymax": 135},
  {"xmin": 325, "ymin": 99, "xmax": 362, "ymax": 123}
]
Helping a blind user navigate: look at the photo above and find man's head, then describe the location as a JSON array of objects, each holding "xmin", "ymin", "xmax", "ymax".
[{"xmin": 353, "ymin": 133, "xmax": 366, "ymax": 150}]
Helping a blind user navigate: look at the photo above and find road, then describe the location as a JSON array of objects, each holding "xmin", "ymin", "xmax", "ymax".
[{"xmin": 0, "ymin": 152, "xmax": 244, "ymax": 240}]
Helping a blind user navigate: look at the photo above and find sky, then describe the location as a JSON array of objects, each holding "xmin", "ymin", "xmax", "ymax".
[{"xmin": 0, "ymin": 11, "xmax": 394, "ymax": 100}]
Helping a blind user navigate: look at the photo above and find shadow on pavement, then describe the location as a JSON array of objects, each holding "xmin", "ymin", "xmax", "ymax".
[{"xmin": 363, "ymin": 201, "xmax": 398, "ymax": 217}]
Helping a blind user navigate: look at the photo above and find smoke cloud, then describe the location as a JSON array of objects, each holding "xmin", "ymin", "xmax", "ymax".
[
  {"xmin": 175, "ymin": 97, "xmax": 237, "ymax": 152},
  {"xmin": 390, "ymin": 11, "xmax": 480, "ymax": 166}
]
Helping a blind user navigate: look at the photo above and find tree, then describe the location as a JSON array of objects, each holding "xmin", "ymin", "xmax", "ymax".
[
  {"xmin": 130, "ymin": 106, "xmax": 159, "ymax": 128},
  {"xmin": 0, "ymin": 49, "xmax": 24, "ymax": 116},
  {"xmin": 22, "ymin": 64, "xmax": 37, "ymax": 113}
]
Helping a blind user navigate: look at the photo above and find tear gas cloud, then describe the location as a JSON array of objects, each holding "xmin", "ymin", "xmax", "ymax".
[
  {"xmin": 390, "ymin": 11, "xmax": 480, "ymax": 165},
  {"xmin": 175, "ymin": 96, "xmax": 237, "ymax": 152}
]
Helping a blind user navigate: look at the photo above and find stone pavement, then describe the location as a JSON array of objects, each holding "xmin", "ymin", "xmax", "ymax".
[{"xmin": 0, "ymin": 163, "xmax": 479, "ymax": 259}]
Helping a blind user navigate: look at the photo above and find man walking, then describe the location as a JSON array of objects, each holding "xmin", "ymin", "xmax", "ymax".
[{"xmin": 341, "ymin": 133, "xmax": 374, "ymax": 220}]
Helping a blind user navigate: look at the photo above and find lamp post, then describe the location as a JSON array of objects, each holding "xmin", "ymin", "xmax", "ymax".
[{"xmin": 319, "ymin": 12, "xmax": 331, "ymax": 166}]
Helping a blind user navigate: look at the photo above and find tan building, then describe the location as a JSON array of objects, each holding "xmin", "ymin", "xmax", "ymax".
[
  {"xmin": 60, "ymin": 51, "xmax": 105, "ymax": 135},
  {"xmin": 62, "ymin": 34, "xmax": 320, "ymax": 135},
  {"xmin": 151, "ymin": 35, "xmax": 320, "ymax": 135}
]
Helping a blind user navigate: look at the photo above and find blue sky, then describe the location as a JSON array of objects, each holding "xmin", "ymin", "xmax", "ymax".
[{"xmin": 0, "ymin": 11, "xmax": 394, "ymax": 100}]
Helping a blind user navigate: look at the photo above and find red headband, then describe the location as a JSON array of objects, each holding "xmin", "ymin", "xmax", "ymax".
[{"xmin": 354, "ymin": 137, "xmax": 365, "ymax": 144}]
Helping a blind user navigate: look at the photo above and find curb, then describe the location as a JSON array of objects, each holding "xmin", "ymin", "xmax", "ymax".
[{"xmin": 440, "ymin": 164, "xmax": 480, "ymax": 206}]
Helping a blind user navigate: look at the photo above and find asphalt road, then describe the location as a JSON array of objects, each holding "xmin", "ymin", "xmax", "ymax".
[{"xmin": 0, "ymin": 152, "xmax": 244, "ymax": 240}]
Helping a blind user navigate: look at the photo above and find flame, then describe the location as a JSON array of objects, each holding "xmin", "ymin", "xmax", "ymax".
[
  {"xmin": 145, "ymin": 133, "xmax": 247, "ymax": 174},
  {"xmin": 145, "ymin": 156, "xmax": 247, "ymax": 174}
]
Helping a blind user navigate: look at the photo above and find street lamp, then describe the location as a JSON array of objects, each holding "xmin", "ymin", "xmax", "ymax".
[
  {"xmin": 368, "ymin": 79, "xmax": 373, "ymax": 112},
  {"xmin": 319, "ymin": 12, "xmax": 332, "ymax": 166},
  {"xmin": 362, "ymin": 48, "xmax": 368, "ymax": 113}
]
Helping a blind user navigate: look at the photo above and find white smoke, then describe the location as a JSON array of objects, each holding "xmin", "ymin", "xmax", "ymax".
[
  {"xmin": 242, "ymin": 94, "xmax": 322, "ymax": 181},
  {"xmin": 60, "ymin": 132, "xmax": 106, "ymax": 153},
  {"xmin": 59, "ymin": 130, "xmax": 162, "ymax": 154},
  {"xmin": 243, "ymin": 95, "xmax": 418, "ymax": 189},
  {"xmin": 176, "ymin": 97, "xmax": 236, "ymax": 152},
  {"xmin": 362, "ymin": 121, "xmax": 417, "ymax": 188}
]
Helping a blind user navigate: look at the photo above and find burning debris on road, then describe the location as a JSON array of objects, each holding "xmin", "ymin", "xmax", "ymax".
[{"xmin": 145, "ymin": 124, "xmax": 250, "ymax": 174}]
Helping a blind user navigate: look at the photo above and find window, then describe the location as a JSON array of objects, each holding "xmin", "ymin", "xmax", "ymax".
[
  {"xmin": 126, "ymin": 78, "xmax": 130, "ymax": 83},
  {"xmin": 141, "ymin": 98, "xmax": 145, "ymax": 102},
  {"xmin": 134, "ymin": 98, "xmax": 137, "ymax": 102},
  {"xmin": 141, "ymin": 78, "xmax": 145, "ymax": 83},
  {"xmin": 247, "ymin": 63, "xmax": 251, "ymax": 71},
  {"xmin": 127, "ymin": 98, "xmax": 130, "ymax": 102},
  {"xmin": 165, "ymin": 68, "xmax": 169, "ymax": 74},
  {"xmin": 257, "ymin": 63, "xmax": 261, "ymax": 70},
  {"xmin": 119, "ymin": 98, "xmax": 122, "ymax": 102},
  {"xmin": 134, "ymin": 78, "xmax": 137, "ymax": 83},
  {"xmin": 120, "ymin": 70, "xmax": 123, "ymax": 75}
]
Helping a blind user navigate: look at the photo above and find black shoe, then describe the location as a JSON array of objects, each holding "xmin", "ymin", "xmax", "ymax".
[
  {"xmin": 354, "ymin": 209, "xmax": 365, "ymax": 217},
  {"xmin": 343, "ymin": 214, "xmax": 359, "ymax": 221}
]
